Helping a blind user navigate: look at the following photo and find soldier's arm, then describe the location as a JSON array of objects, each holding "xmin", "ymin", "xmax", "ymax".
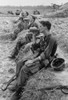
[
  {"xmin": 32, "ymin": 46, "xmax": 51, "ymax": 63},
  {"xmin": 29, "ymin": 56, "xmax": 41, "ymax": 64},
  {"xmin": 39, "ymin": 37, "xmax": 57, "ymax": 61},
  {"xmin": 32, "ymin": 36, "xmax": 57, "ymax": 62}
]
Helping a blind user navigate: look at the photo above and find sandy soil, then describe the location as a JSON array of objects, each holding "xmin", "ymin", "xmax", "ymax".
[{"xmin": 0, "ymin": 18, "xmax": 16, "ymax": 100}]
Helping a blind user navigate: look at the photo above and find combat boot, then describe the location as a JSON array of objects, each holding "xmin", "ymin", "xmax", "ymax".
[{"xmin": 11, "ymin": 86, "xmax": 23, "ymax": 100}]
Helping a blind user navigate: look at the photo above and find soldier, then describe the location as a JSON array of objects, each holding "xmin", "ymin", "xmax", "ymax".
[
  {"xmin": 16, "ymin": 10, "xmax": 29, "ymax": 23},
  {"xmin": 31, "ymin": 20, "xmax": 57, "ymax": 64},
  {"xmin": 9, "ymin": 27, "xmax": 40, "ymax": 60},
  {"xmin": 28, "ymin": 15, "xmax": 36, "ymax": 28},
  {"xmin": 10, "ymin": 21, "xmax": 57, "ymax": 100},
  {"xmin": 28, "ymin": 14, "xmax": 42, "ymax": 30},
  {"xmin": 23, "ymin": 17, "xmax": 30, "ymax": 29},
  {"xmin": 15, "ymin": 27, "xmax": 40, "ymax": 74},
  {"xmin": 11, "ymin": 11, "xmax": 29, "ymax": 41},
  {"xmin": 19, "ymin": 10, "xmax": 29, "ymax": 19},
  {"xmin": 11, "ymin": 18, "xmax": 24, "ymax": 41}
]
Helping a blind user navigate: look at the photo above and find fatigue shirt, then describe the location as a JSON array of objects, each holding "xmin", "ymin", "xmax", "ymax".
[
  {"xmin": 16, "ymin": 42, "xmax": 40, "ymax": 74},
  {"xmin": 40, "ymin": 34, "xmax": 57, "ymax": 60},
  {"xmin": 32, "ymin": 34, "xmax": 57, "ymax": 60},
  {"xmin": 16, "ymin": 33, "xmax": 33, "ymax": 50},
  {"xmin": 32, "ymin": 34, "xmax": 51, "ymax": 54}
]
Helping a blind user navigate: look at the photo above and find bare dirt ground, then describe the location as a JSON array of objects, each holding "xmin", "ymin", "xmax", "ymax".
[
  {"xmin": 0, "ymin": 17, "xmax": 68, "ymax": 100},
  {"xmin": 0, "ymin": 17, "xmax": 16, "ymax": 100}
]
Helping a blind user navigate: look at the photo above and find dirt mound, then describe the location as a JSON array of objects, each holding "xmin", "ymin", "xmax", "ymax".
[
  {"xmin": 20, "ymin": 70, "xmax": 64, "ymax": 100},
  {"xmin": 45, "ymin": 9, "xmax": 68, "ymax": 18},
  {"xmin": 44, "ymin": 2, "xmax": 68, "ymax": 18},
  {"xmin": 53, "ymin": 9, "xmax": 68, "ymax": 18},
  {"xmin": 60, "ymin": 2, "xmax": 68, "ymax": 10}
]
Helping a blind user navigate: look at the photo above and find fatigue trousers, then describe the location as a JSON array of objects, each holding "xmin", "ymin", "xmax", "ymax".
[
  {"xmin": 16, "ymin": 61, "xmax": 41, "ymax": 88},
  {"xmin": 11, "ymin": 41, "xmax": 25, "ymax": 59}
]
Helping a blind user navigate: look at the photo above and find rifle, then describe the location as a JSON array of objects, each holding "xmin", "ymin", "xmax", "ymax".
[
  {"xmin": 38, "ymin": 85, "xmax": 68, "ymax": 94},
  {"xmin": 1, "ymin": 74, "xmax": 16, "ymax": 91}
]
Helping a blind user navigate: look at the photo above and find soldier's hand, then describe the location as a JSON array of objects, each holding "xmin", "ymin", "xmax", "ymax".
[{"xmin": 25, "ymin": 60, "xmax": 33, "ymax": 66}]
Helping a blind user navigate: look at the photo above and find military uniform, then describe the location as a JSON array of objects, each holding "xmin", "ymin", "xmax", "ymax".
[
  {"xmin": 15, "ymin": 27, "xmax": 40, "ymax": 75},
  {"xmin": 16, "ymin": 43, "xmax": 40, "ymax": 82},
  {"xmin": 11, "ymin": 18, "xmax": 24, "ymax": 41},
  {"xmin": 10, "ymin": 27, "xmax": 39, "ymax": 59},
  {"xmin": 15, "ymin": 32, "xmax": 57, "ymax": 88},
  {"xmin": 10, "ymin": 32, "xmax": 33, "ymax": 59},
  {"xmin": 11, "ymin": 11, "xmax": 29, "ymax": 41}
]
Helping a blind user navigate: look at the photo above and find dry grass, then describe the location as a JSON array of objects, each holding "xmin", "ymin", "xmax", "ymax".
[{"xmin": 20, "ymin": 70, "xmax": 64, "ymax": 100}]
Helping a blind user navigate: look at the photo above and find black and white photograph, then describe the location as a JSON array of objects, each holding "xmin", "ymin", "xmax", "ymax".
[{"xmin": 0, "ymin": 0, "xmax": 68, "ymax": 100}]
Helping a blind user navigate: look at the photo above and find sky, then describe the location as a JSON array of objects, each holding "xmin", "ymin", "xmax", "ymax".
[{"xmin": 0, "ymin": 0, "xmax": 68, "ymax": 6}]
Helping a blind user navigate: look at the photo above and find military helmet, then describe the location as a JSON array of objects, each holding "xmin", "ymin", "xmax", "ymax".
[{"xmin": 19, "ymin": 10, "xmax": 28, "ymax": 18}]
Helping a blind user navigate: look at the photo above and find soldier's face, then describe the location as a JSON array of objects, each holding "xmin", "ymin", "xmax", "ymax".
[
  {"xmin": 40, "ymin": 25, "xmax": 44, "ymax": 33},
  {"xmin": 42, "ymin": 26, "xmax": 49, "ymax": 36}
]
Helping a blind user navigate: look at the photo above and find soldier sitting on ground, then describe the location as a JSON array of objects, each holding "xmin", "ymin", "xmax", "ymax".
[
  {"xmin": 10, "ymin": 21, "xmax": 57, "ymax": 100},
  {"xmin": 9, "ymin": 27, "xmax": 40, "ymax": 59},
  {"xmin": 11, "ymin": 11, "xmax": 29, "ymax": 41},
  {"xmin": 2, "ymin": 27, "xmax": 40, "ymax": 92},
  {"xmin": 28, "ymin": 14, "xmax": 42, "ymax": 30},
  {"xmin": 11, "ymin": 18, "xmax": 24, "ymax": 41},
  {"xmin": 13, "ymin": 10, "xmax": 29, "ymax": 24}
]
